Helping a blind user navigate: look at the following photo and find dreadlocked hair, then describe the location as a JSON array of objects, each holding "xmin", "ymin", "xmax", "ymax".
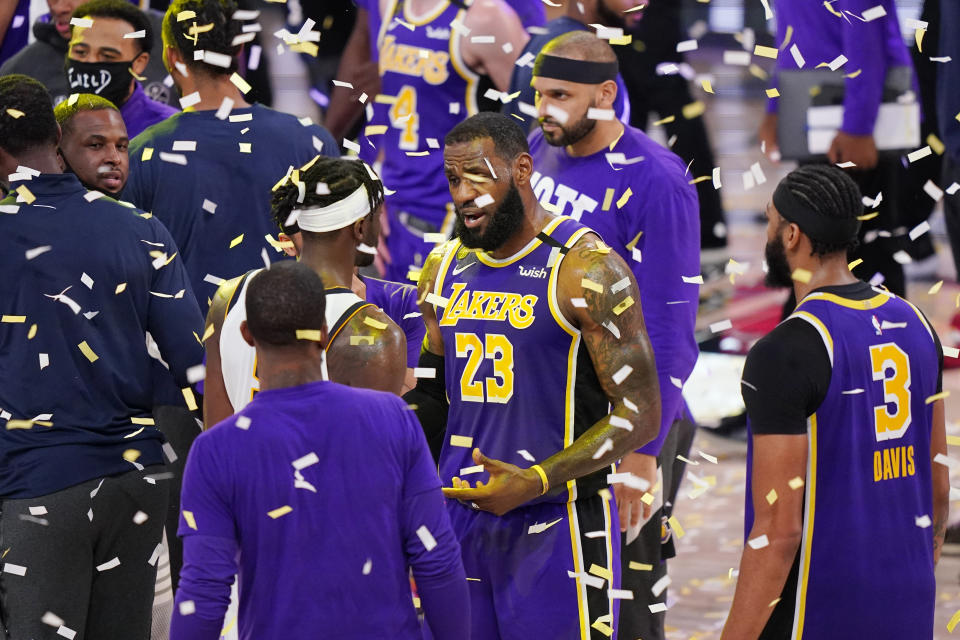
[
  {"xmin": 780, "ymin": 164, "xmax": 862, "ymax": 257},
  {"xmin": 163, "ymin": 0, "xmax": 242, "ymax": 75},
  {"xmin": 270, "ymin": 155, "xmax": 385, "ymax": 235}
]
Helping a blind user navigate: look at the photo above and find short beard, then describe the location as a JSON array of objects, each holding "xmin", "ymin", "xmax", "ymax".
[
  {"xmin": 455, "ymin": 181, "xmax": 525, "ymax": 252},
  {"xmin": 763, "ymin": 234, "xmax": 794, "ymax": 288},
  {"xmin": 595, "ymin": 0, "xmax": 626, "ymax": 29},
  {"xmin": 541, "ymin": 107, "xmax": 597, "ymax": 147}
]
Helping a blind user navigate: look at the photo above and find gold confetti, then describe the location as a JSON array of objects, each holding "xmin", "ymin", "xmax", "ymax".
[
  {"xmin": 7, "ymin": 419, "xmax": 40, "ymax": 429},
  {"xmin": 131, "ymin": 417, "xmax": 155, "ymax": 425},
  {"xmin": 183, "ymin": 510, "xmax": 197, "ymax": 530},
  {"xmin": 701, "ymin": 78, "xmax": 714, "ymax": 93},
  {"xmin": 268, "ymin": 505, "xmax": 293, "ymax": 519},
  {"xmin": 847, "ymin": 258, "xmax": 863, "ymax": 271},
  {"xmin": 823, "ymin": 0, "xmax": 843, "ymax": 17},
  {"xmin": 844, "ymin": 68, "xmax": 862, "ymax": 79},
  {"xmin": 625, "ymin": 231, "xmax": 643, "ymax": 251},
  {"xmin": 450, "ymin": 435, "xmax": 473, "ymax": 447},
  {"xmin": 1, "ymin": 315, "xmax": 25, "ymax": 323},
  {"xmin": 588, "ymin": 564, "xmax": 613, "ymax": 580},
  {"xmin": 182, "ymin": 387, "xmax": 198, "ymax": 411},
  {"xmin": 601, "ymin": 188, "xmax": 615, "ymax": 211},
  {"xmin": 689, "ymin": 176, "xmax": 712, "ymax": 184},
  {"xmin": 363, "ymin": 316, "xmax": 388, "ymax": 330},
  {"xmin": 915, "ymin": 28, "xmax": 925, "ymax": 53},
  {"xmin": 754, "ymin": 44, "xmax": 779, "ymax": 58},
  {"xmin": 768, "ymin": 597, "xmax": 782, "ymax": 608},
  {"xmin": 857, "ymin": 211, "xmax": 878, "ymax": 221},
  {"xmin": 78, "ymin": 341, "xmax": 98, "ymax": 362},
  {"xmin": 640, "ymin": 492, "xmax": 654, "ymax": 505},
  {"xmin": 6, "ymin": 108, "xmax": 24, "ymax": 119},
  {"xmin": 946, "ymin": 435, "xmax": 960, "ymax": 446},
  {"xmin": 229, "ymin": 234, "xmax": 244, "ymax": 248},
  {"xmin": 652, "ymin": 115, "xmax": 675, "ymax": 126},
  {"xmin": 27, "ymin": 324, "xmax": 37, "ymax": 339},
  {"xmin": 788, "ymin": 476, "xmax": 804, "ymax": 490},
  {"xmin": 201, "ymin": 323, "xmax": 215, "ymax": 342},
  {"xmin": 187, "ymin": 21, "xmax": 214, "ymax": 35},
  {"xmin": 591, "ymin": 619, "xmax": 614, "ymax": 637},
  {"xmin": 766, "ymin": 489, "xmax": 778, "ymax": 504},
  {"xmin": 929, "ymin": 281, "xmax": 943, "ymax": 295},
  {"xmin": 581, "ymin": 278, "xmax": 604, "ymax": 293},
  {"xmin": 230, "ymin": 73, "xmax": 252, "ymax": 94},
  {"xmin": 629, "ymin": 561, "xmax": 653, "ymax": 571},
  {"xmin": 682, "ymin": 101, "xmax": 706, "ymax": 119},
  {"xmin": 927, "ymin": 134, "xmax": 945, "ymax": 155},
  {"xmin": 176, "ymin": 10, "xmax": 196, "ymax": 20},
  {"xmin": 925, "ymin": 391, "xmax": 950, "ymax": 405},
  {"xmin": 791, "ymin": 268, "xmax": 812, "ymax": 284},
  {"xmin": 295, "ymin": 329, "xmax": 323, "ymax": 341},
  {"xmin": 766, "ymin": 88, "xmax": 780, "ymax": 98},
  {"xmin": 668, "ymin": 515, "xmax": 685, "ymax": 538},
  {"xmin": 612, "ymin": 296, "xmax": 634, "ymax": 315},
  {"xmin": 364, "ymin": 125, "xmax": 388, "ymax": 136},
  {"xmin": 122, "ymin": 449, "xmax": 141, "ymax": 462},
  {"xmin": 115, "ymin": 282, "xmax": 127, "ymax": 294},
  {"xmin": 15, "ymin": 185, "xmax": 35, "ymax": 204},
  {"xmin": 616, "ymin": 188, "xmax": 633, "ymax": 209},
  {"xmin": 350, "ymin": 335, "xmax": 375, "ymax": 345},
  {"xmin": 141, "ymin": 147, "xmax": 154, "ymax": 161},
  {"xmin": 67, "ymin": 93, "xmax": 79, "ymax": 106}
]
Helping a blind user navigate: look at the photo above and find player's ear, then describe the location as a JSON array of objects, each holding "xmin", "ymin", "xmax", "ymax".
[
  {"xmin": 239, "ymin": 320, "xmax": 255, "ymax": 347},
  {"xmin": 597, "ymin": 79, "xmax": 617, "ymax": 110},
  {"xmin": 132, "ymin": 50, "xmax": 150, "ymax": 75},
  {"xmin": 512, "ymin": 152, "xmax": 533, "ymax": 187},
  {"xmin": 784, "ymin": 222, "xmax": 803, "ymax": 251},
  {"xmin": 278, "ymin": 232, "xmax": 300, "ymax": 257}
]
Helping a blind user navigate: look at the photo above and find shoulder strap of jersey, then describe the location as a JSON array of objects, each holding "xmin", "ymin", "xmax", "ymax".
[
  {"xmin": 223, "ymin": 268, "xmax": 260, "ymax": 321},
  {"xmin": 325, "ymin": 290, "xmax": 376, "ymax": 351}
]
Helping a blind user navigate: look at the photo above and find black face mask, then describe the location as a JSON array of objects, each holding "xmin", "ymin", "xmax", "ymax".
[{"xmin": 64, "ymin": 59, "xmax": 133, "ymax": 107}]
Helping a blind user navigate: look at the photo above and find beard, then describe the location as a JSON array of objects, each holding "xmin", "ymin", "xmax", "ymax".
[
  {"xmin": 540, "ymin": 107, "xmax": 598, "ymax": 147},
  {"xmin": 764, "ymin": 234, "xmax": 794, "ymax": 288},
  {"xmin": 455, "ymin": 181, "xmax": 525, "ymax": 252},
  {"xmin": 595, "ymin": 0, "xmax": 627, "ymax": 29}
]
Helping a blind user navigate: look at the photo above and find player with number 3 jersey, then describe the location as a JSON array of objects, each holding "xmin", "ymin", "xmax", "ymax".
[{"xmin": 723, "ymin": 165, "xmax": 949, "ymax": 639}]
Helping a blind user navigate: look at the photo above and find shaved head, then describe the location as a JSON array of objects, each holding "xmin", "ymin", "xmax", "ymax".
[{"xmin": 542, "ymin": 30, "xmax": 617, "ymax": 64}]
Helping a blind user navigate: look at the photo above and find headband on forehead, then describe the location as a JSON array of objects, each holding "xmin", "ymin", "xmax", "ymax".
[
  {"xmin": 532, "ymin": 54, "xmax": 619, "ymax": 84},
  {"xmin": 772, "ymin": 181, "xmax": 861, "ymax": 246},
  {"xmin": 288, "ymin": 185, "xmax": 371, "ymax": 234}
]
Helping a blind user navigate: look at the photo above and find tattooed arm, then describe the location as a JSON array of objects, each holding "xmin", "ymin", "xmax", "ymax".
[
  {"xmin": 443, "ymin": 234, "xmax": 660, "ymax": 515},
  {"xmin": 931, "ymin": 398, "xmax": 949, "ymax": 564},
  {"xmin": 327, "ymin": 306, "xmax": 407, "ymax": 395}
]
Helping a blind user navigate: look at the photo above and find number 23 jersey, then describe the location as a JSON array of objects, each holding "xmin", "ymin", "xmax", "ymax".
[{"xmin": 431, "ymin": 216, "xmax": 611, "ymax": 505}]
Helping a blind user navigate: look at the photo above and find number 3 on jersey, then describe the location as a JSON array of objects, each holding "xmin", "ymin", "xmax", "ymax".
[
  {"xmin": 456, "ymin": 333, "xmax": 514, "ymax": 403},
  {"xmin": 389, "ymin": 85, "xmax": 419, "ymax": 151},
  {"xmin": 869, "ymin": 342, "xmax": 911, "ymax": 441}
]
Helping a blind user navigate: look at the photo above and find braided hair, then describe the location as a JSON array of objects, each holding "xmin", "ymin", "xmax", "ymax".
[
  {"xmin": 779, "ymin": 164, "xmax": 862, "ymax": 257},
  {"xmin": 162, "ymin": 0, "xmax": 242, "ymax": 75},
  {"xmin": 270, "ymin": 155, "xmax": 385, "ymax": 235}
]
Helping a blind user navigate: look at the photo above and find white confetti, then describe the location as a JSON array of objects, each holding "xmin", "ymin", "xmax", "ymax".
[
  {"xmin": 96, "ymin": 557, "xmax": 120, "ymax": 572},
  {"xmin": 826, "ymin": 54, "xmax": 847, "ymax": 71},
  {"xmin": 909, "ymin": 220, "xmax": 930, "ymax": 240},
  {"xmin": 39, "ymin": 353, "xmax": 49, "ymax": 369},
  {"xmin": 682, "ymin": 275, "xmax": 704, "ymax": 284},
  {"xmin": 416, "ymin": 525, "xmax": 437, "ymax": 551},
  {"xmin": 414, "ymin": 368, "xmax": 436, "ymax": 378},
  {"xmin": 861, "ymin": 5, "xmax": 886, "ymax": 20},
  {"xmin": 593, "ymin": 438, "xmax": 614, "ymax": 459},
  {"xmin": 56, "ymin": 625, "xmax": 76, "ymax": 639},
  {"xmin": 133, "ymin": 511, "xmax": 149, "ymax": 524},
  {"xmin": 3, "ymin": 563, "xmax": 26, "ymax": 576},
  {"xmin": 915, "ymin": 514, "xmax": 932, "ymax": 528},
  {"xmin": 42, "ymin": 612, "xmax": 64, "ymax": 627},
  {"xmin": 723, "ymin": 50, "xmax": 751, "ymax": 66},
  {"xmin": 710, "ymin": 319, "xmax": 732, "ymax": 333},
  {"xmin": 748, "ymin": 534, "xmax": 769, "ymax": 549},
  {"xmin": 907, "ymin": 146, "xmax": 932, "ymax": 163},
  {"xmin": 609, "ymin": 416, "xmax": 633, "ymax": 431},
  {"xmin": 474, "ymin": 193, "xmax": 495, "ymax": 208},
  {"xmin": 587, "ymin": 108, "xmax": 615, "ymax": 121},
  {"xmin": 608, "ymin": 588, "xmax": 635, "ymax": 600},
  {"xmin": 517, "ymin": 449, "xmax": 536, "ymax": 462},
  {"xmin": 159, "ymin": 152, "xmax": 188, "ymax": 166},
  {"xmin": 362, "ymin": 558, "xmax": 373, "ymax": 574},
  {"xmin": 292, "ymin": 452, "xmax": 319, "ymax": 470},
  {"xmin": 26, "ymin": 246, "xmax": 52, "ymax": 260},
  {"xmin": 179, "ymin": 600, "xmax": 196, "ymax": 615},
  {"xmin": 186, "ymin": 364, "xmax": 206, "ymax": 383},
  {"xmin": 612, "ymin": 365, "xmax": 633, "ymax": 385},
  {"xmin": 651, "ymin": 575, "xmax": 672, "ymax": 597},
  {"xmin": 179, "ymin": 91, "xmax": 201, "ymax": 109},
  {"xmin": 648, "ymin": 603, "xmax": 668, "ymax": 613},
  {"xmin": 459, "ymin": 464, "xmax": 485, "ymax": 475},
  {"xmin": 676, "ymin": 39, "xmax": 698, "ymax": 52}
]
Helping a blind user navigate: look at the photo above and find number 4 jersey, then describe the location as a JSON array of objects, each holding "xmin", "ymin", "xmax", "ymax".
[
  {"xmin": 744, "ymin": 284, "xmax": 940, "ymax": 639},
  {"xmin": 430, "ymin": 216, "xmax": 611, "ymax": 505}
]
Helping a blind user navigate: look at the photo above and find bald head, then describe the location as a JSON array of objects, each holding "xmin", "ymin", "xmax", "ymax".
[{"xmin": 542, "ymin": 30, "xmax": 617, "ymax": 64}]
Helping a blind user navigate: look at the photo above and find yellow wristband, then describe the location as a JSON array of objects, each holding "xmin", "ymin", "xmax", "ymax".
[{"xmin": 530, "ymin": 464, "xmax": 549, "ymax": 495}]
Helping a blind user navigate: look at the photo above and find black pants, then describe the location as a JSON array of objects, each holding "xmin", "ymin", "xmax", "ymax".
[
  {"xmin": 153, "ymin": 405, "xmax": 201, "ymax": 593},
  {"xmin": 0, "ymin": 466, "xmax": 169, "ymax": 639},
  {"xmin": 617, "ymin": 417, "xmax": 698, "ymax": 640},
  {"xmin": 943, "ymin": 155, "xmax": 960, "ymax": 279}
]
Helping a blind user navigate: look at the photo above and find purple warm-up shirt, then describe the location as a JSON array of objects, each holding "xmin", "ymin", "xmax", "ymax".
[
  {"xmin": 171, "ymin": 380, "xmax": 467, "ymax": 640},
  {"xmin": 120, "ymin": 82, "xmax": 177, "ymax": 140},
  {"xmin": 767, "ymin": 0, "xmax": 912, "ymax": 136},
  {"xmin": 363, "ymin": 276, "xmax": 425, "ymax": 367},
  {"xmin": 528, "ymin": 124, "xmax": 700, "ymax": 456}
]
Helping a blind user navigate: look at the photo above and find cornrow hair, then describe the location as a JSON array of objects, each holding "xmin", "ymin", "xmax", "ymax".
[
  {"xmin": 780, "ymin": 164, "xmax": 863, "ymax": 257},
  {"xmin": 162, "ymin": 0, "xmax": 242, "ymax": 75},
  {"xmin": 270, "ymin": 155, "xmax": 385, "ymax": 235}
]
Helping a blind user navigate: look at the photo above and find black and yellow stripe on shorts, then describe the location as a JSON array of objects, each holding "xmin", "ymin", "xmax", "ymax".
[{"xmin": 567, "ymin": 490, "xmax": 617, "ymax": 639}]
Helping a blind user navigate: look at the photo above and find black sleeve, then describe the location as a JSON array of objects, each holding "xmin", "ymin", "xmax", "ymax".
[
  {"xmin": 916, "ymin": 307, "xmax": 944, "ymax": 393},
  {"xmin": 401, "ymin": 351, "xmax": 447, "ymax": 464},
  {"xmin": 740, "ymin": 318, "xmax": 832, "ymax": 435}
]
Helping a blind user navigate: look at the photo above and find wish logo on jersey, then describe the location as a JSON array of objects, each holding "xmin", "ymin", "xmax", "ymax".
[
  {"xmin": 439, "ymin": 282, "xmax": 537, "ymax": 329},
  {"xmin": 379, "ymin": 35, "xmax": 450, "ymax": 85}
]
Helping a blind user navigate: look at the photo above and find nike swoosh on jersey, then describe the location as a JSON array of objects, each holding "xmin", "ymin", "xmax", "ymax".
[{"xmin": 452, "ymin": 262, "xmax": 476, "ymax": 275}]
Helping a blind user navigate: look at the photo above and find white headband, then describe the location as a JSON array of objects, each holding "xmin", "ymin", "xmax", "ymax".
[{"xmin": 291, "ymin": 185, "xmax": 370, "ymax": 233}]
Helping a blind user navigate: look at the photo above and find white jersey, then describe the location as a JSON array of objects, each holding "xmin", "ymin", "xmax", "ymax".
[{"xmin": 219, "ymin": 268, "xmax": 373, "ymax": 412}]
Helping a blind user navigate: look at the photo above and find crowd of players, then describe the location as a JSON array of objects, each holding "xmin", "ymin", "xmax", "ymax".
[{"xmin": 0, "ymin": 0, "xmax": 958, "ymax": 638}]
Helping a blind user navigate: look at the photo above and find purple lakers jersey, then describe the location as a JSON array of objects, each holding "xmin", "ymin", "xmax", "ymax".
[
  {"xmin": 372, "ymin": 0, "xmax": 478, "ymax": 227},
  {"xmin": 751, "ymin": 288, "xmax": 938, "ymax": 638},
  {"xmin": 430, "ymin": 216, "xmax": 611, "ymax": 504}
]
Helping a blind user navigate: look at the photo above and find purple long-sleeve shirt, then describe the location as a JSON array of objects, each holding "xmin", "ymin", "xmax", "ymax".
[
  {"xmin": 767, "ymin": 0, "xmax": 912, "ymax": 136},
  {"xmin": 171, "ymin": 381, "xmax": 468, "ymax": 640},
  {"xmin": 120, "ymin": 82, "xmax": 177, "ymax": 140},
  {"xmin": 363, "ymin": 276, "xmax": 425, "ymax": 367},
  {"xmin": 528, "ymin": 125, "xmax": 700, "ymax": 455}
]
